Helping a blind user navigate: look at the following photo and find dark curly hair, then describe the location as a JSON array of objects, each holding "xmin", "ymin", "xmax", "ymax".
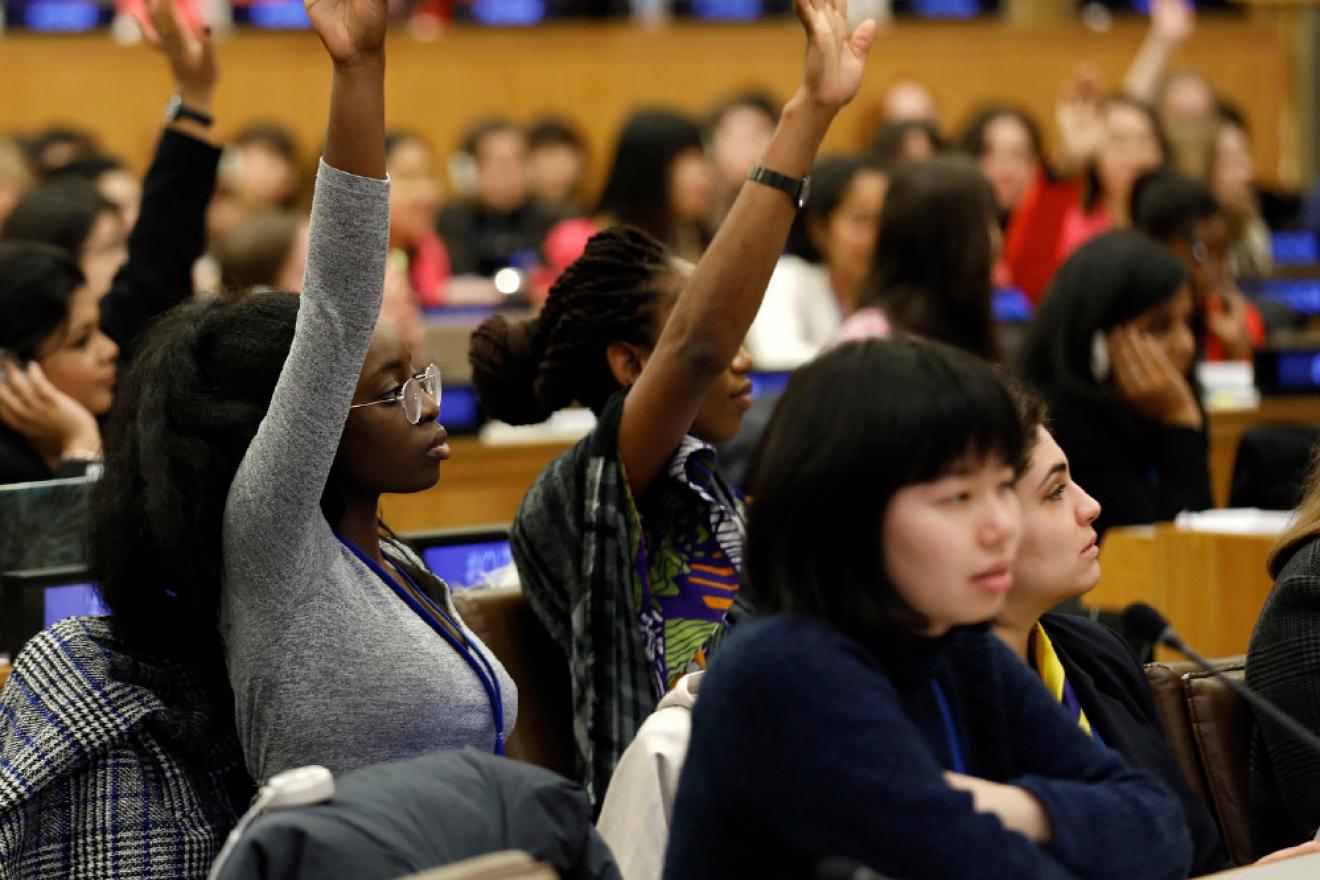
[
  {"xmin": 89, "ymin": 292, "xmax": 303, "ymax": 692},
  {"xmin": 469, "ymin": 225, "xmax": 675, "ymax": 425}
]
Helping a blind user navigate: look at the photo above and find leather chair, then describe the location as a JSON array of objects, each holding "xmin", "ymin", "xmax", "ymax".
[
  {"xmin": 452, "ymin": 586, "xmax": 576, "ymax": 780},
  {"xmin": 1145, "ymin": 657, "xmax": 1252, "ymax": 866}
]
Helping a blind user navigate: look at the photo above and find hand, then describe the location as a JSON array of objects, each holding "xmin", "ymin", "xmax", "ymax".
[
  {"xmin": 141, "ymin": 0, "xmax": 218, "ymax": 110},
  {"xmin": 794, "ymin": 0, "xmax": 876, "ymax": 112},
  {"xmin": 306, "ymin": 0, "xmax": 388, "ymax": 67},
  {"xmin": 1203, "ymin": 290, "xmax": 1255, "ymax": 361},
  {"xmin": 1149, "ymin": 0, "xmax": 1194, "ymax": 47},
  {"xmin": 1257, "ymin": 841, "xmax": 1320, "ymax": 866},
  {"xmin": 945, "ymin": 772, "xmax": 1052, "ymax": 844},
  {"xmin": 1055, "ymin": 64, "xmax": 1106, "ymax": 171},
  {"xmin": 0, "ymin": 361, "xmax": 102, "ymax": 460},
  {"xmin": 1108, "ymin": 326, "xmax": 1202, "ymax": 430}
]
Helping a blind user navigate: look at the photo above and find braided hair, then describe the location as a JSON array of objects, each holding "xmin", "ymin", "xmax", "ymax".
[{"xmin": 470, "ymin": 225, "xmax": 674, "ymax": 424}]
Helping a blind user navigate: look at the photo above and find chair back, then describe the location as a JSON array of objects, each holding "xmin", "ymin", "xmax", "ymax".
[
  {"xmin": 452, "ymin": 586, "xmax": 576, "ymax": 779},
  {"xmin": 1145, "ymin": 657, "xmax": 1253, "ymax": 866}
]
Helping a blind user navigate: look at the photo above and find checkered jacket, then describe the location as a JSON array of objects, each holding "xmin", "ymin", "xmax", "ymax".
[{"xmin": 0, "ymin": 616, "xmax": 253, "ymax": 879}]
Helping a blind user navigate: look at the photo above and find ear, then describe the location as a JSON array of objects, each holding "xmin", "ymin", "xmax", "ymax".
[{"xmin": 605, "ymin": 341, "xmax": 648, "ymax": 388}]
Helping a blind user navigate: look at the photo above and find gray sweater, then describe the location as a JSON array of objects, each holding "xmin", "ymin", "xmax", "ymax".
[{"xmin": 218, "ymin": 161, "xmax": 518, "ymax": 782}]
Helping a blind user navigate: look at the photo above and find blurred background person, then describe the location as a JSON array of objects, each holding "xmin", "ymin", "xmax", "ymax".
[
  {"xmin": 385, "ymin": 130, "xmax": 450, "ymax": 307},
  {"xmin": 3, "ymin": 179, "xmax": 128, "ymax": 299},
  {"xmin": 958, "ymin": 104, "xmax": 1044, "ymax": 227},
  {"xmin": 0, "ymin": 137, "xmax": 34, "ymax": 231},
  {"xmin": 705, "ymin": 90, "xmax": 779, "ymax": 227},
  {"xmin": 527, "ymin": 116, "xmax": 591, "ymax": 215},
  {"xmin": 44, "ymin": 154, "xmax": 143, "ymax": 231},
  {"xmin": 207, "ymin": 122, "xmax": 304, "ymax": 241}
]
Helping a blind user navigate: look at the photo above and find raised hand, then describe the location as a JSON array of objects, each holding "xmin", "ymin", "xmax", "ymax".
[
  {"xmin": 141, "ymin": 0, "xmax": 217, "ymax": 110},
  {"xmin": 1055, "ymin": 63, "xmax": 1105, "ymax": 172},
  {"xmin": 795, "ymin": 0, "xmax": 875, "ymax": 111},
  {"xmin": 306, "ymin": 0, "xmax": 388, "ymax": 67},
  {"xmin": 1149, "ymin": 0, "xmax": 1194, "ymax": 47},
  {"xmin": 0, "ymin": 361, "xmax": 102, "ymax": 463}
]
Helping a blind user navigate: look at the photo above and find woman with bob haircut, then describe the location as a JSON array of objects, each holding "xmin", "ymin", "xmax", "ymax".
[{"xmin": 664, "ymin": 339, "xmax": 1192, "ymax": 880}]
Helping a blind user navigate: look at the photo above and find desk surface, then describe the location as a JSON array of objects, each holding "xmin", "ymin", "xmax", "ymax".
[{"xmin": 1200, "ymin": 851, "xmax": 1320, "ymax": 878}]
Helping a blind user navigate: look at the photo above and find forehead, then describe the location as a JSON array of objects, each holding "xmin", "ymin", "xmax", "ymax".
[
  {"xmin": 361, "ymin": 323, "xmax": 411, "ymax": 374},
  {"xmin": 1024, "ymin": 427, "xmax": 1064, "ymax": 480}
]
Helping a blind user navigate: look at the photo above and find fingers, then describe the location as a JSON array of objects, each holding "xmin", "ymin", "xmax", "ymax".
[{"xmin": 850, "ymin": 18, "xmax": 877, "ymax": 58}]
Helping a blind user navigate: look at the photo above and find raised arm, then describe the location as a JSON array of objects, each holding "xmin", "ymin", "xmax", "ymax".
[
  {"xmin": 1122, "ymin": 0, "xmax": 1194, "ymax": 103},
  {"xmin": 98, "ymin": 0, "xmax": 222, "ymax": 363},
  {"xmin": 617, "ymin": 0, "xmax": 874, "ymax": 494},
  {"xmin": 222, "ymin": 0, "xmax": 389, "ymax": 572}
]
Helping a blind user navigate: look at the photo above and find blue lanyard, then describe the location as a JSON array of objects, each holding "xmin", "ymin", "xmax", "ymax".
[
  {"xmin": 337, "ymin": 534, "xmax": 506, "ymax": 755},
  {"xmin": 931, "ymin": 679, "xmax": 965, "ymax": 775}
]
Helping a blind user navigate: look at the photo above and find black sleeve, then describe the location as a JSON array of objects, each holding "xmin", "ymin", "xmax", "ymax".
[{"xmin": 98, "ymin": 128, "xmax": 222, "ymax": 364}]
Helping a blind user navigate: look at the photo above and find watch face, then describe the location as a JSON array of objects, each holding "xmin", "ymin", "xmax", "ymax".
[
  {"xmin": 165, "ymin": 94, "xmax": 182, "ymax": 120},
  {"xmin": 798, "ymin": 176, "xmax": 811, "ymax": 210}
]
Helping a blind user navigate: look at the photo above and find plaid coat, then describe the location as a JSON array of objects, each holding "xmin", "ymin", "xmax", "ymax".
[{"xmin": 0, "ymin": 617, "xmax": 253, "ymax": 879}]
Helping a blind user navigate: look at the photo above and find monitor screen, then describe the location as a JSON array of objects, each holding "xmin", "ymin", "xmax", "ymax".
[
  {"xmin": 1274, "ymin": 351, "xmax": 1320, "ymax": 392},
  {"xmin": 440, "ymin": 384, "xmax": 483, "ymax": 435},
  {"xmin": 1, "ymin": 565, "xmax": 102, "ymax": 659},
  {"xmin": 43, "ymin": 582, "xmax": 108, "ymax": 628},
  {"xmin": 0, "ymin": 476, "xmax": 93, "ymax": 573},
  {"xmin": 421, "ymin": 540, "xmax": 514, "ymax": 589}
]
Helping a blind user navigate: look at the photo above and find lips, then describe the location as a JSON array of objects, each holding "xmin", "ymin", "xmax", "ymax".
[
  {"xmin": 971, "ymin": 562, "xmax": 1014, "ymax": 594},
  {"xmin": 732, "ymin": 381, "xmax": 754, "ymax": 410},
  {"xmin": 425, "ymin": 425, "xmax": 450, "ymax": 461},
  {"xmin": 1082, "ymin": 532, "xmax": 1100, "ymax": 559}
]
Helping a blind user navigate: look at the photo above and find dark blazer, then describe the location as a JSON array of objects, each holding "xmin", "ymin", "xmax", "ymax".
[
  {"xmin": 1247, "ymin": 535, "xmax": 1320, "ymax": 856},
  {"xmin": 0, "ymin": 129, "xmax": 220, "ymax": 486},
  {"xmin": 1042, "ymin": 612, "xmax": 1230, "ymax": 874}
]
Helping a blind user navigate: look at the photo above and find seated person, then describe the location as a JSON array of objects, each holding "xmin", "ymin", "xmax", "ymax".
[
  {"xmin": 745, "ymin": 155, "xmax": 887, "ymax": 370},
  {"xmin": 44, "ymin": 153, "xmax": 143, "ymax": 231},
  {"xmin": 438, "ymin": 118, "xmax": 558, "ymax": 277},
  {"xmin": 211, "ymin": 209, "xmax": 308, "ymax": 294},
  {"xmin": 995, "ymin": 384, "xmax": 1229, "ymax": 875},
  {"xmin": 470, "ymin": 0, "xmax": 872, "ymax": 805},
  {"xmin": 90, "ymin": 0, "xmax": 517, "ymax": 784},
  {"xmin": 839, "ymin": 155, "xmax": 999, "ymax": 362},
  {"xmin": 1132, "ymin": 168, "xmax": 1265, "ymax": 361},
  {"xmin": 705, "ymin": 91, "xmax": 779, "ymax": 226},
  {"xmin": 1019, "ymin": 230, "xmax": 1212, "ymax": 536},
  {"xmin": 527, "ymin": 116, "xmax": 590, "ymax": 215},
  {"xmin": 665, "ymin": 338, "xmax": 1191, "ymax": 880},
  {"xmin": 385, "ymin": 130, "xmax": 450, "ymax": 306},
  {"xmin": 958, "ymin": 103, "xmax": 1045, "ymax": 226},
  {"xmin": 0, "ymin": 0, "xmax": 221, "ymax": 486},
  {"xmin": 2, "ymin": 179, "xmax": 127, "ymax": 299}
]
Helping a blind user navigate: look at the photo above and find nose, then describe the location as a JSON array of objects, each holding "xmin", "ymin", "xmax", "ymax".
[
  {"xmin": 419, "ymin": 386, "xmax": 440, "ymax": 423},
  {"xmin": 98, "ymin": 331, "xmax": 119, "ymax": 364},
  {"xmin": 730, "ymin": 346, "xmax": 752, "ymax": 375},
  {"xmin": 979, "ymin": 490, "xmax": 1021, "ymax": 549},
  {"xmin": 1076, "ymin": 486, "xmax": 1102, "ymax": 527}
]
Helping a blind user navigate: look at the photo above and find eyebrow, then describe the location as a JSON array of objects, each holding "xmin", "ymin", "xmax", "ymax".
[
  {"xmin": 1034, "ymin": 461, "xmax": 1067, "ymax": 491},
  {"xmin": 370, "ymin": 357, "xmax": 410, "ymax": 382}
]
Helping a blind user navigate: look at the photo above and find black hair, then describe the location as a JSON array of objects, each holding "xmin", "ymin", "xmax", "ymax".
[
  {"xmin": 43, "ymin": 153, "xmax": 128, "ymax": 185},
  {"xmin": 460, "ymin": 117, "xmax": 525, "ymax": 160},
  {"xmin": 527, "ymin": 116, "xmax": 587, "ymax": 152},
  {"xmin": 1132, "ymin": 169, "xmax": 1220, "ymax": 242},
  {"xmin": 1019, "ymin": 229, "xmax": 1191, "ymax": 403},
  {"xmin": 1216, "ymin": 100, "xmax": 1249, "ymax": 133},
  {"xmin": 0, "ymin": 240, "xmax": 87, "ymax": 361},
  {"xmin": 470, "ymin": 225, "xmax": 673, "ymax": 424},
  {"xmin": 89, "ymin": 292, "xmax": 302, "ymax": 689},
  {"xmin": 385, "ymin": 129, "xmax": 432, "ymax": 161},
  {"xmin": 957, "ymin": 104, "xmax": 1045, "ymax": 162},
  {"xmin": 1, "ymin": 179, "xmax": 117, "ymax": 256},
  {"xmin": 871, "ymin": 120, "xmax": 945, "ymax": 165},
  {"xmin": 1083, "ymin": 94, "xmax": 1169, "ymax": 214},
  {"xmin": 24, "ymin": 125, "xmax": 100, "ymax": 176},
  {"xmin": 856, "ymin": 155, "xmax": 1000, "ymax": 361},
  {"xmin": 707, "ymin": 90, "xmax": 781, "ymax": 132},
  {"xmin": 785, "ymin": 155, "xmax": 887, "ymax": 263},
  {"xmin": 235, "ymin": 123, "xmax": 300, "ymax": 163},
  {"xmin": 596, "ymin": 109, "xmax": 707, "ymax": 246},
  {"xmin": 745, "ymin": 338, "xmax": 1025, "ymax": 643},
  {"xmin": 213, "ymin": 210, "xmax": 302, "ymax": 293},
  {"xmin": 1005, "ymin": 378, "xmax": 1049, "ymax": 469}
]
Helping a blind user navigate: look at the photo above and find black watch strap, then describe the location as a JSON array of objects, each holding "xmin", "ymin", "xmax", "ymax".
[
  {"xmin": 747, "ymin": 164, "xmax": 810, "ymax": 210},
  {"xmin": 164, "ymin": 94, "xmax": 214, "ymax": 128}
]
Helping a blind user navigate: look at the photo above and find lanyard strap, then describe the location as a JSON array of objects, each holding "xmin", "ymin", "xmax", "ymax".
[
  {"xmin": 930, "ymin": 678, "xmax": 965, "ymax": 775},
  {"xmin": 337, "ymin": 534, "xmax": 505, "ymax": 755}
]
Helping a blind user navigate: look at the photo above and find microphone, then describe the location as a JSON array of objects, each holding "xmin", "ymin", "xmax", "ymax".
[{"xmin": 1122, "ymin": 602, "xmax": 1320, "ymax": 756}]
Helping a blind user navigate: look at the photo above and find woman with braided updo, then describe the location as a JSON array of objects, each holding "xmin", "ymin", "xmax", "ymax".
[{"xmin": 470, "ymin": 0, "xmax": 875, "ymax": 806}]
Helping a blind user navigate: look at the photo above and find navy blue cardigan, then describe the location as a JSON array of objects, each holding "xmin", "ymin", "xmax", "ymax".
[{"xmin": 664, "ymin": 615, "xmax": 1192, "ymax": 879}]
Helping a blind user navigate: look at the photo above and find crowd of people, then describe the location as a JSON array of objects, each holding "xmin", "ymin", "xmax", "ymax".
[{"xmin": 5, "ymin": 0, "xmax": 1320, "ymax": 877}]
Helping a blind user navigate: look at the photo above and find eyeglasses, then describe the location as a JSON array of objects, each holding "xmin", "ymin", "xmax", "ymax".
[{"xmin": 349, "ymin": 363, "xmax": 441, "ymax": 425}]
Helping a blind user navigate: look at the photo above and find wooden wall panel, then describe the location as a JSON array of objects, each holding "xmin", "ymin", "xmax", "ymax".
[{"xmin": 0, "ymin": 17, "xmax": 1292, "ymax": 191}]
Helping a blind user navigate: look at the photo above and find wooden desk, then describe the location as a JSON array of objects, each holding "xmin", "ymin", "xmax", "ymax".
[
  {"xmin": 378, "ymin": 436, "xmax": 573, "ymax": 533},
  {"xmin": 1208, "ymin": 397, "xmax": 1320, "ymax": 507},
  {"xmin": 1092, "ymin": 525, "xmax": 1276, "ymax": 658}
]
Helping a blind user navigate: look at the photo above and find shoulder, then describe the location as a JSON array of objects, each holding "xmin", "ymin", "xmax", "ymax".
[
  {"xmin": 1041, "ymin": 613, "xmax": 1136, "ymax": 666},
  {"xmin": 706, "ymin": 616, "xmax": 880, "ymax": 699}
]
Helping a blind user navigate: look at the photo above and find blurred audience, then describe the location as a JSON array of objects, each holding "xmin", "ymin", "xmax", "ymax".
[
  {"xmin": 958, "ymin": 104, "xmax": 1044, "ymax": 224},
  {"xmin": 2, "ymin": 179, "xmax": 129, "ymax": 298},
  {"xmin": 438, "ymin": 117, "xmax": 559, "ymax": 277},
  {"xmin": 385, "ymin": 130, "xmax": 450, "ymax": 306},
  {"xmin": 212, "ymin": 210, "xmax": 308, "ymax": 294},
  {"xmin": 44, "ymin": 154, "xmax": 142, "ymax": 231},
  {"xmin": 24, "ymin": 125, "xmax": 101, "ymax": 178},
  {"xmin": 705, "ymin": 90, "xmax": 779, "ymax": 226},
  {"xmin": 528, "ymin": 116, "xmax": 590, "ymax": 214},
  {"xmin": 208, "ymin": 122, "xmax": 303, "ymax": 241},
  {"xmin": 0, "ymin": 137, "xmax": 35, "ymax": 230},
  {"xmin": 871, "ymin": 119, "xmax": 943, "ymax": 165},
  {"xmin": 746, "ymin": 155, "xmax": 887, "ymax": 369}
]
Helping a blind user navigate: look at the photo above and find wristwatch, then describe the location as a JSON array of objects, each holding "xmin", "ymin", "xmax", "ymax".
[
  {"xmin": 747, "ymin": 164, "xmax": 811, "ymax": 210},
  {"xmin": 164, "ymin": 94, "xmax": 214, "ymax": 128}
]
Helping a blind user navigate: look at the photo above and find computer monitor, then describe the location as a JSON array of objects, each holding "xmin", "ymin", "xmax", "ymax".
[
  {"xmin": 401, "ymin": 525, "xmax": 514, "ymax": 590},
  {"xmin": 0, "ymin": 565, "xmax": 105, "ymax": 660},
  {"xmin": 0, "ymin": 476, "xmax": 93, "ymax": 574}
]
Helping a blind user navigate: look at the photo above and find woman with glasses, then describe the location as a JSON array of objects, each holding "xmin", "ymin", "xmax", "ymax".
[{"xmin": 87, "ymin": 0, "xmax": 516, "ymax": 783}]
